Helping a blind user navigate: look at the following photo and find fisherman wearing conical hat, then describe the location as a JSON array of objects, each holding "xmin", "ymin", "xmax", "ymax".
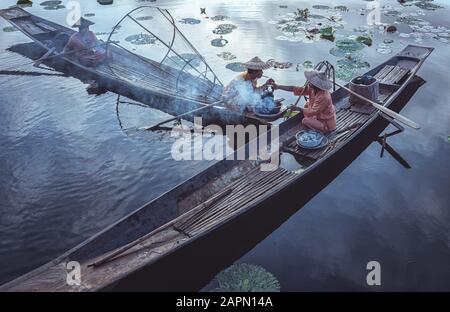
[
  {"xmin": 221, "ymin": 56, "xmax": 274, "ymax": 112},
  {"xmin": 273, "ymin": 70, "xmax": 336, "ymax": 133},
  {"xmin": 63, "ymin": 17, "xmax": 106, "ymax": 67}
]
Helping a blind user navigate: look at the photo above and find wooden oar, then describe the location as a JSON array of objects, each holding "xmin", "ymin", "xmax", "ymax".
[
  {"xmin": 138, "ymin": 100, "xmax": 224, "ymax": 131},
  {"xmin": 334, "ymin": 81, "xmax": 420, "ymax": 130}
]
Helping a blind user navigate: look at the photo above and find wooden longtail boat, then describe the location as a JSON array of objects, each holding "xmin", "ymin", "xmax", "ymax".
[
  {"xmin": 0, "ymin": 6, "xmax": 273, "ymax": 127},
  {"xmin": 0, "ymin": 44, "xmax": 432, "ymax": 291}
]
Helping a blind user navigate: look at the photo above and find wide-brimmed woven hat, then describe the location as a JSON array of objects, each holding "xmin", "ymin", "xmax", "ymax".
[
  {"xmin": 72, "ymin": 17, "xmax": 95, "ymax": 28},
  {"xmin": 304, "ymin": 70, "xmax": 333, "ymax": 91},
  {"xmin": 242, "ymin": 56, "xmax": 271, "ymax": 70}
]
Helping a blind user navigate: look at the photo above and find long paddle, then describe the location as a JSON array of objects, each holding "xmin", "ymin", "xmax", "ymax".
[
  {"xmin": 138, "ymin": 100, "xmax": 225, "ymax": 131},
  {"xmin": 334, "ymin": 81, "xmax": 421, "ymax": 130}
]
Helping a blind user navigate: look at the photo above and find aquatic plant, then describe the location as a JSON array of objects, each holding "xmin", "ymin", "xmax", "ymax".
[
  {"xmin": 179, "ymin": 18, "xmax": 201, "ymax": 25},
  {"xmin": 17, "ymin": 0, "xmax": 32, "ymax": 4},
  {"xmin": 212, "ymin": 24, "xmax": 238, "ymax": 35},
  {"xmin": 84, "ymin": 13, "xmax": 96, "ymax": 17},
  {"xmin": 211, "ymin": 37, "xmax": 228, "ymax": 47},
  {"xmin": 125, "ymin": 33, "xmax": 156, "ymax": 45},
  {"xmin": 335, "ymin": 56, "xmax": 370, "ymax": 81},
  {"xmin": 211, "ymin": 15, "xmax": 230, "ymax": 21},
  {"xmin": 312, "ymin": 5, "xmax": 330, "ymax": 10},
  {"xmin": 334, "ymin": 5, "xmax": 348, "ymax": 12},
  {"xmin": 295, "ymin": 8, "xmax": 309, "ymax": 20},
  {"xmin": 302, "ymin": 60, "xmax": 314, "ymax": 69},
  {"xmin": 135, "ymin": 15, "xmax": 153, "ymax": 21},
  {"xmin": 267, "ymin": 59, "xmax": 293, "ymax": 69},
  {"xmin": 225, "ymin": 62, "xmax": 246, "ymax": 72},
  {"xmin": 320, "ymin": 26, "xmax": 335, "ymax": 41},
  {"xmin": 217, "ymin": 52, "xmax": 236, "ymax": 61},
  {"xmin": 40, "ymin": 0, "xmax": 60, "ymax": 5},
  {"xmin": 376, "ymin": 43, "xmax": 393, "ymax": 54},
  {"xmin": 329, "ymin": 39, "xmax": 365, "ymax": 57},
  {"xmin": 212, "ymin": 263, "xmax": 280, "ymax": 292},
  {"xmin": 43, "ymin": 4, "xmax": 65, "ymax": 10},
  {"xmin": 414, "ymin": 1, "xmax": 443, "ymax": 11},
  {"xmin": 97, "ymin": 0, "xmax": 113, "ymax": 5},
  {"xmin": 356, "ymin": 35, "xmax": 373, "ymax": 46}
]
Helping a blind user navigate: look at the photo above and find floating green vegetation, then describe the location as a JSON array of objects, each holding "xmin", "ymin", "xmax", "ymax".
[
  {"xmin": 320, "ymin": 26, "xmax": 335, "ymax": 41},
  {"xmin": 336, "ymin": 56, "xmax": 370, "ymax": 81},
  {"xmin": 302, "ymin": 60, "xmax": 314, "ymax": 69},
  {"xmin": 84, "ymin": 13, "xmax": 95, "ymax": 17},
  {"xmin": 17, "ymin": 0, "xmax": 32, "ymax": 4},
  {"xmin": 329, "ymin": 39, "xmax": 365, "ymax": 57},
  {"xmin": 135, "ymin": 15, "xmax": 153, "ymax": 21},
  {"xmin": 212, "ymin": 24, "xmax": 237, "ymax": 35},
  {"xmin": 384, "ymin": 10, "xmax": 401, "ymax": 17},
  {"xmin": 97, "ymin": 0, "xmax": 113, "ymax": 5},
  {"xmin": 3, "ymin": 26, "xmax": 18, "ymax": 32},
  {"xmin": 211, "ymin": 264, "xmax": 281, "ymax": 292},
  {"xmin": 383, "ymin": 38, "xmax": 394, "ymax": 44},
  {"xmin": 211, "ymin": 37, "xmax": 228, "ymax": 47},
  {"xmin": 279, "ymin": 5, "xmax": 288, "ymax": 9},
  {"xmin": 40, "ymin": 0, "xmax": 60, "ymax": 5},
  {"xmin": 125, "ymin": 33, "xmax": 156, "ymax": 45},
  {"xmin": 217, "ymin": 51, "xmax": 236, "ymax": 61},
  {"xmin": 211, "ymin": 15, "xmax": 230, "ymax": 21},
  {"xmin": 312, "ymin": 5, "xmax": 330, "ymax": 10},
  {"xmin": 308, "ymin": 14, "xmax": 326, "ymax": 19},
  {"xmin": 43, "ymin": 4, "xmax": 65, "ymax": 10},
  {"xmin": 334, "ymin": 5, "xmax": 348, "ymax": 12},
  {"xmin": 414, "ymin": 1, "xmax": 443, "ymax": 11},
  {"xmin": 267, "ymin": 59, "xmax": 293, "ymax": 69},
  {"xmin": 396, "ymin": 16, "xmax": 424, "ymax": 25},
  {"xmin": 170, "ymin": 53, "xmax": 202, "ymax": 68},
  {"xmin": 179, "ymin": 18, "xmax": 201, "ymax": 25},
  {"xmin": 295, "ymin": 8, "xmax": 309, "ymax": 20},
  {"xmin": 225, "ymin": 62, "xmax": 246, "ymax": 72},
  {"xmin": 356, "ymin": 35, "xmax": 373, "ymax": 46}
]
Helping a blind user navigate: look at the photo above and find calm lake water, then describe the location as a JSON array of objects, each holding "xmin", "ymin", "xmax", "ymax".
[{"xmin": 0, "ymin": 0, "xmax": 449, "ymax": 290}]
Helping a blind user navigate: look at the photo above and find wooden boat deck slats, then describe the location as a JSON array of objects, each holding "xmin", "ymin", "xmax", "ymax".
[
  {"xmin": 374, "ymin": 65, "xmax": 409, "ymax": 85},
  {"xmin": 283, "ymin": 108, "xmax": 371, "ymax": 160},
  {"xmin": 173, "ymin": 167, "xmax": 298, "ymax": 236}
]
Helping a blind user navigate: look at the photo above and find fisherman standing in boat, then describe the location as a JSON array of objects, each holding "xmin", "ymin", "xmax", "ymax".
[
  {"xmin": 221, "ymin": 56, "xmax": 274, "ymax": 112},
  {"xmin": 273, "ymin": 70, "xmax": 336, "ymax": 133},
  {"xmin": 63, "ymin": 18, "xmax": 106, "ymax": 67}
]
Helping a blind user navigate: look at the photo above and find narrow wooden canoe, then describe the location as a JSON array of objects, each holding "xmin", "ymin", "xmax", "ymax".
[
  {"xmin": 0, "ymin": 44, "xmax": 432, "ymax": 291},
  {"xmin": 0, "ymin": 6, "xmax": 269, "ymax": 127}
]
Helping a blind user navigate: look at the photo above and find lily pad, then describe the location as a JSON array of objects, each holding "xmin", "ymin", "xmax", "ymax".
[
  {"xmin": 211, "ymin": 15, "xmax": 230, "ymax": 21},
  {"xmin": 302, "ymin": 60, "xmax": 314, "ymax": 69},
  {"xmin": 135, "ymin": 15, "xmax": 153, "ymax": 21},
  {"xmin": 179, "ymin": 18, "xmax": 201, "ymax": 25},
  {"xmin": 43, "ymin": 4, "xmax": 65, "ymax": 9},
  {"xmin": 225, "ymin": 62, "xmax": 246, "ymax": 72},
  {"xmin": 330, "ymin": 39, "xmax": 365, "ymax": 57},
  {"xmin": 40, "ymin": 0, "xmax": 60, "ymax": 5},
  {"xmin": 217, "ymin": 51, "xmax": 236, "ymax": 61},
  {"xmin": 212, "ymin": 264, "xmax": 280, "ymax": 292},
  {"xmin": 356, "ymin": 35, "xmax": 373, "ymax": 46},
  {"xmin": 336, "ymin": 56, "xmax": 370, "ymax": 81},
  {"xmin": 211, "ymin": 37, "xmax": 229, "ymax": 47},
  {"xmin": 84, "ymin": 13, "xmax": 95, "ymax": 17},
  {"xmin": 414, "ymin": 1, "xmax": 443, "ymax": 11},
  {"xmin": 125, "ymin": 33, "xmax": 156, "ymax": 45},
  {"xmin": 212, "ymin": 24, "xmax": 238, "ymax": 35},
  {"xmin": 312, "ymin": 5, "xmax": 330, "ymax": 10}
]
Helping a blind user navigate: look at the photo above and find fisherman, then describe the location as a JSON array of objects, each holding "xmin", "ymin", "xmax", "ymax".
[
  {"xmin": 221, "ymin": 56, "xmax": 274, "ymax": 112},
  {"xmin": 273, "ymin": 70, "xmax": 336, "ymax": 133},
  {"xmin": 63, "ymin": 18, "xmax": 106, "ymax": 67}
]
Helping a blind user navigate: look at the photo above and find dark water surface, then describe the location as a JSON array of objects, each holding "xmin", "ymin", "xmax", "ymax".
[{"xmin": 0, "ymin": 0, "xmax": 449, "ymax": 290}]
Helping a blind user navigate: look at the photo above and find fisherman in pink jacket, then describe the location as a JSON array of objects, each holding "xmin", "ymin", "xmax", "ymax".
[{"xmin": 273, "ymin": 70, "xmax": 336, "ymax": 133}]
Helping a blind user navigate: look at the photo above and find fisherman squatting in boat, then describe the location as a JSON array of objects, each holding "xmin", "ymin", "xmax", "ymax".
[
  {"xmin": 63, "ymin": 18, "xmax": 106, "ymax": 67},
  {"xmin": 221, "ymin": 56, "xmax": 276, "ymax": 113}
]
